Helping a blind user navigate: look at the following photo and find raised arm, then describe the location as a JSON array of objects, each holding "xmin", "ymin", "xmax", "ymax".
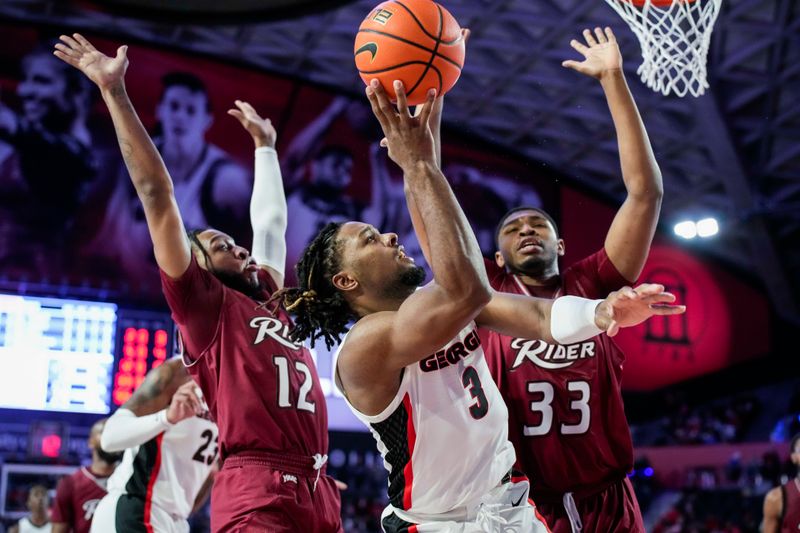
[
  {"xmin": 228, "ymin": 100, "xmax": 287, "ymax": 288},
  {"xmin": 563, "ymin": 27, "xmax": 662, "ymax": 282},
  {"xmin": 282, "ymin": 96, "xmax": 348, "ymax": 191},
  {"xmin": 762, "ymin": 487, "xmax": 782, "ymax": 533},
  {"xmin": 101, "ymin": 361, "xmax": 200, "ymax": 452},
  {"xmin": 477, "ymin": 283, "xmax": 684, "ymax": 342},
  {"xmin": 53, "ymin": 34, "xmax": 191, "ymax": 278},
  {"xmin": 341, "ymin": 81, "xmax": 490, "ymax": 382}
]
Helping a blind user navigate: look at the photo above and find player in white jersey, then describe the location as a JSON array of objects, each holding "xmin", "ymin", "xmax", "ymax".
[
  {"xmin": 9, "ymin": 486, "xmax": 51, "ymax": 533},
  {"xmin": 284, "ymin": 78, "xmax": 684, "ymax": 532},
  {"xmin": 90, "ymin": 358, "xmax": 217, "ymax": 533}
]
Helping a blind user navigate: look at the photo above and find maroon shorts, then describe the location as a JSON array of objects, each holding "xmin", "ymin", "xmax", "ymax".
[
  {"xmin": 210, "ymin": 451, "xmax": 343, "ymax": 533},
  {"xmin": 533, "ymin": 477, "xmax": 644, "ymax": 533}
]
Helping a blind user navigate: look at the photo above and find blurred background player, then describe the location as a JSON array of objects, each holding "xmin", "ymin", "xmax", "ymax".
[
  {"xmin": 51, "ymin": 419, "xmax": 120, "ymax": 533},
  {"xmin": 0, "ymin": 42, "xmax": 95, "ymax": 274},
  {"xmin": 85, "ymin": 71, "xmax": 250, "ymax": 279},
  {"xmin": 762, "ymin": 433, "xmax": 800, "ymax": 532},
  {"xmin": 481, "ymin": 28, "xmax": 662, "ymax": 533},
  {"xmin": 53, "ymin": 34, "xmax": 342, "ymax": 532},
  {"xmin": 9, "ymin": 486, "xmax": 51, "ymax": 533},
  {"xmin": 91, "ymin": 359, "xmax": 216, "ymax": 532}
]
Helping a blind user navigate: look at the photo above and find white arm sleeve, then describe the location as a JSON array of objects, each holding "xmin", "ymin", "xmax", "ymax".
[
  {"xmin": 550, "ymin": 295, "xmax": 605, "ymax": 345},
  {"xmin": 100, "ymin": 408, "xmax": 173, "ymax": 452},
  {"xmin": 250, "ymin": 146, "xmax": 288, "ymax": 276}
]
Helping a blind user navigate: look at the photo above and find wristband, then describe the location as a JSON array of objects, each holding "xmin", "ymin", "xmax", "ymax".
[{"xmin": 550, "ymin": 296, "xmax": 604, "ymax": 345}]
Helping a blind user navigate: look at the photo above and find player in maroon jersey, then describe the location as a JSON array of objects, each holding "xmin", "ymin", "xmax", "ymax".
[
  {"xmin": 763, "ymin": 434, "xmax": 800, "ymax": 532},
  {"xmin": 480, "ymin": 28, "xmax": 663, "ymax": 532},
  {"xmin": 54, "ymin": 34, "xmax": 342, "ymax": 532},
  {"xmin": 51, "ymin": 419, "xmax": 119, "ymax": 533}
]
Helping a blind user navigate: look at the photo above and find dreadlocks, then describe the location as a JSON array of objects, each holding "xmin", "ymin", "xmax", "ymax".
[{"xmin": 281, "ymin": 222, "xmax": 354, "ymax": 349}]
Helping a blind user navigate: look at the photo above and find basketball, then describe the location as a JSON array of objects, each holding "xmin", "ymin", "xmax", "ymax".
[{"xmin": 354, "ymin": 0, "xmax": 466, "ymax": 105}]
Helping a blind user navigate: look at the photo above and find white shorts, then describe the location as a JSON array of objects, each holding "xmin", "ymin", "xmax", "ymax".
[
  {"xmin": 90, "ymin": 491, "xmax": 189, "ymax": 533},
  {"xmin": 380, "ymin": 477, "xmax": 551, "ymax": 532}
]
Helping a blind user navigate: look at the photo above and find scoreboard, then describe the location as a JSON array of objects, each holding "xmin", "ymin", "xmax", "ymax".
[{"xmin": 0, "ymin": 294, "xmax": 117, "ymax": 414}]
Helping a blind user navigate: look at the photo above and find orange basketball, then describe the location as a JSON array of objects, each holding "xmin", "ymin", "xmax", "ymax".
[{"xmin": 354, "ymin": 0, "xmax": 466, "ymax": 105}]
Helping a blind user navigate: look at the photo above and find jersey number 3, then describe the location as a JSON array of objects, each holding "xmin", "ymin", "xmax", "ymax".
[
  {"xmin": 461, "ymin": 366, "xmax": 489, "ymax": 419},
  {"xmin": 524, "ymin": 381, "xmax": 590, "ymax": 436},
  {"xmin": 274, "ymin": 356, "xmax": 316, "ymax": 413}
]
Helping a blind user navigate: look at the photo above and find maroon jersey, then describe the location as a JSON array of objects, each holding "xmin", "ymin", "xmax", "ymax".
[
  {"xmin": 781, "ymin": 478, "xmax": 800, "ymax": 532},
  {"xmin": 481, "ymin": 249, "xmax": 634, "ymax": 497},
  {"xmin": 51, "ymin": 467, "xmax": 108, "ymax": 533},
  {"xmin": 160, "ymin": 258, "xmax": 328, "ymax": 460}
]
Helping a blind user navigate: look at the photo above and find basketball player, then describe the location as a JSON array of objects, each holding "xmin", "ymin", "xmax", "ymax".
[
  {"xmin": 481, "ymin": 28, "xmax": 663, "ymax": 532},
  {"xmin": 284, "ymin": 79, "xmax": 683, "ymax": 532},
  {"xmin": 9, "ymin": 486, "xmax": 51, "ymax": 533},
  {"xmin": 88, "ymin": 359, "xmax": 216, "ymax": 532},
  {"xmin": 51, "ymin": 419, "xmax": 120, "ymax": 533},
  {"xmin": 762, "ymin": 434, "xmax": 800, "ymax": 532},
  {"xmin": 53, "ymin": 34, "xmax": 343, "ymax": 532}
]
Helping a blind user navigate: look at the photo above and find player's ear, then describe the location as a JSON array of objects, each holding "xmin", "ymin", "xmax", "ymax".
[
  {"xmin": 494, "ymin": 251, "xmax": 505, "ymax": 268},
  {"xmin": 332, "ymin": 271, "xmax": 358, "ymax": 293},
  {"xmin": 557, "ymin": 239, "xmax": 565, "ymax": 257}
]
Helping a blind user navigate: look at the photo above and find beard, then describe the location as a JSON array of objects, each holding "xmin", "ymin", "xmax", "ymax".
[
  {"xmin": 510, "ymin": 249, "xmax": 558, "ymax": 279},
  {"xmin": 96, "ymin": 447, "xmax": 123, "ymax": 464},
  {"xmin": 212, "ymin": 268, "xmax": 261, "ymax": 298},
  {"xmin": 381, "ymin": 265, "xmax": 427, "ymax": 300}
]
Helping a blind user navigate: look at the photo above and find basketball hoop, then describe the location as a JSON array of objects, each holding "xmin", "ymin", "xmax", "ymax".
[{"xmin": 604, "ymin": 0, "xmax": 722, "ymax": 97}]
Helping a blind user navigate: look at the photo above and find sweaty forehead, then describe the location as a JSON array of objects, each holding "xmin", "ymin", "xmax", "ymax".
[{"xmin": 339, "ymin": 221, "xmax": 372, "ymax": 239}]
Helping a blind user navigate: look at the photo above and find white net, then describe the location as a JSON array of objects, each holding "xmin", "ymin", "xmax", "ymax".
[{"xmin": 604, "ymin": 0, "xmax": 722, "ymax": 97}]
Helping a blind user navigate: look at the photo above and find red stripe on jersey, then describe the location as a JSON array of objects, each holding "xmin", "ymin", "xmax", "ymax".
[
  {"xmin": 531, "ymin": 500, "xmax": 553, "ymax": 533},
  {"xmin": 511, "ymin": 475, "xmax": 529, "ymax": 483},
  {"xmin": 143, "ymin": 433, "xmax": 164, "ymax": 533},
  {"xmin": 408, "ymin": 525, "xmax": 419, "ymax": 533},
  {"xmin": 402, "ymin": 393, "xmax": 417, "ymax": 510}
]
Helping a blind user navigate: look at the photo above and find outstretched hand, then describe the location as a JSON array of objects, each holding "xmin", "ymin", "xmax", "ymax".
[
  {"xmin": 562, "ymin": 27, "xmax": 622, "ymax": 80},
  {"xmin": 228, "ymin": 100, "xmax": 277, "ymax": 149},
  {"xmin": 366, "ymin": 79, "xmax": 437, "ymax": 172},
  {"xmin": 595, "ymin": 283, "xmax": 685, "ymax": 337},
  {"xmin": 53, "ymin": 33, "xmax": 128, "ymax": 90}
]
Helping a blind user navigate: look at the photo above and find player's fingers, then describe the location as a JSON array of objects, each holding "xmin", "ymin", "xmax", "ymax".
[
  {"xmin": 60, "ymin": 34, "xmax": 82, "ymax": 52},
  {"xmin": 561, "ymin": 60, "xmax": 582, "ymax": 71},
  {"xmin": 594, "ymin": 27, "xmax": 607, "ymax": 44},
  {"xmin": 393, "ymin": 80, "xmax": 411, "ymax": 120},
  {"xmin": 366, "ymin": 84, "xmax": 392, "ymax": 133},
  {"xmin": 582, "ymin": 29, "xmax": 597, "ymax": 47},
  {"xmin": 53, "ymin": 50, "xmax": 78, "ymax": 67},
  {"xmin": 54, "ymin": 43, "xmax": 79, "ymax": 58},
  {"xmin": 634, "ymin": 283, "xmax": 666, "ymax": 296},
  {"xmin": 371, "ymin": 79, "xmax": 397, "ymax": 123},
  {"xmin": 334, "ymin": 479, "xmax": 348, "ymax": 491},
  {"xmin": 650, "ymin": 304, "xmax": 687, "ymax": 315},
  {"xmin": 606, "ymin": 320, "xmax": 620, "ymax": 337},
  {"xmin": 379, "ymin": 137, "xmax": 388, "ymax": 148},
  {"xmin": 461, "ymin": 28, "xmax": 471, "ymax": 45},
  {"xmin": 73, "ymin": 33, "xmax": 97, "ymax": 51},
  {"xmin": 570, "ymin": 39, "xmax": 589, "ymax": 56},
  {"xmin": 642, "ymin": 292, "xmax": 677, "ymax": 305},
  {"xmin": 115, "ymin": 45, "xmax": 128, "ymax": 62},
  {"xmin": 605, "ymin": 27, "xmax": 616, "ymax": 43},
  {"xmin": 227, "ymin": 109, "xmax": 245, "ymax": 122},
  {"xmin": 416, "ymin": 89, "xmax": 436, "ymax": 128}
]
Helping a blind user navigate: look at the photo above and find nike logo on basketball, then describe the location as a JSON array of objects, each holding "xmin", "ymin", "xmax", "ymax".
[
  {"xmin": 355, "ymin": 42, "xmax": 378, "ymax": 62},
  {"xmin": 510, "ymin": 339, "xmax": 595, "ymax": 370}
]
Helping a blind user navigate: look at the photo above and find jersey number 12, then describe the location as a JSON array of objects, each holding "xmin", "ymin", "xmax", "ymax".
[{"xmin": 273, "ymin": 355, "xmax": 316, "ymax": 413}]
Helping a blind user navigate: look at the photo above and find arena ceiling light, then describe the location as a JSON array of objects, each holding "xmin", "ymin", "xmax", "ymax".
[{"xmin": 674, "ymin": 217, "xmax": 720, "ymax": 240}]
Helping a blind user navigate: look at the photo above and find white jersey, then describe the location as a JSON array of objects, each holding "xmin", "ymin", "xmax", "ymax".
[
  {"xmin": 106, "ymin": 413, "xmax": 217, "ymax": 520},
  {"xmin": 15, "ymin": 518, "xmax": 51, "ymax": 533},
  {"xmin": 339, "ymin": 322, "xmax": 516, "ymax": 516}
]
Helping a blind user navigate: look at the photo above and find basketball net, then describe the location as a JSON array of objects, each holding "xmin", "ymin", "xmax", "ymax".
[{"xmin": 604, "ymin": 0, "xmax": 722, "ymax": 97}]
